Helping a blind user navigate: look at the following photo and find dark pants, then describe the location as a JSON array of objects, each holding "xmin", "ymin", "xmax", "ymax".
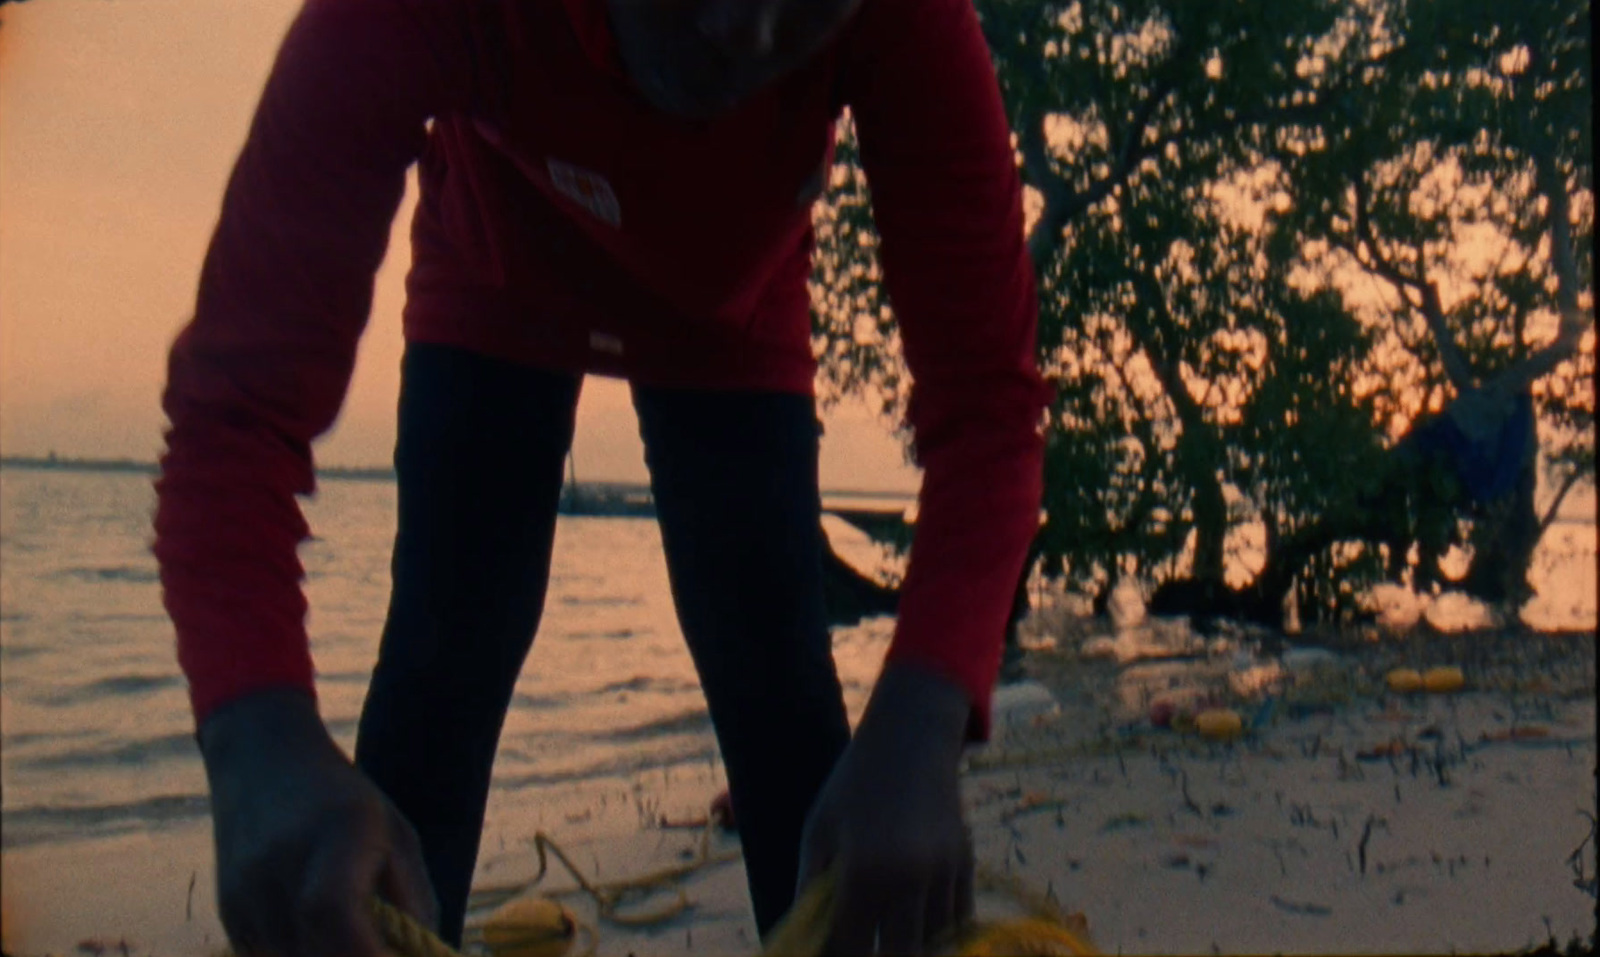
[{"xmin": 353, "ymin": 343, "xmax": 852, "ymax": 946}]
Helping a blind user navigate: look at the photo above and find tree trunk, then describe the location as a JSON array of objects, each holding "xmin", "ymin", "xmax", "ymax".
[
  {"xmin": 1190, "ymin": 463, "xmax": 1229, "ymax": 586},
  {"xmin": 1460, "ymin": 457, "xmax": 1540, "ymax": 607},
  {"xmin": 999, "ymin": 534, "xmax": 1044, "ymax": 682}
]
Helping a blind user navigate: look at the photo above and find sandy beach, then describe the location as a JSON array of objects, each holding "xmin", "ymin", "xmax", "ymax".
[{"xmin": 4, "ymin": 620, "xmax": 1596, "ymax": 957}]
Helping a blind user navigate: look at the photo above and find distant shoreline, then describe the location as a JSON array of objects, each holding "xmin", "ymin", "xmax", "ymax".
[
  {"xmin": 0, "ymin": 455, "xmax": 918, "ymax": 504},
  {"xmin": 0, "ymin": 454, "xmax": 394, "ymax": 483},
  {"xmin": 3, "ymin": 456, "xmax": 1588, "ymax": 523},
  {"xmin": 3, "ymin": 454, "xmax": 160, "ymax": 476}
]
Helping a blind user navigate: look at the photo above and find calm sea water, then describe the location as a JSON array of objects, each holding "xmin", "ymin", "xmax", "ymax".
[
  {"xmin": 0, "ymin": 468, "xmax": 906, "ymax": 851},
  {"xmin": 1, "ymin": 467, "xmax": 1594, "ymax": 853}
]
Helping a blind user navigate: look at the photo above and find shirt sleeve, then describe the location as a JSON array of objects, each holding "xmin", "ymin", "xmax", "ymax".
[
  {"xmin": 152, "ymin": 0, "xmax": 481, "ymax": 726},
  {"xmin": 840, "ymin": 0, "xmax": 1050, "ymax": 742}
]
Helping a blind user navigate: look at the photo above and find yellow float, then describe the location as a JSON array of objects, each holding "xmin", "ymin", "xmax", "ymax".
[
  {"xmin": 482, "ymin": 896, "xmax": 580, "ymax": 957},
  {"xmin": 1194, "ymin": 708, "xmax": 1243, "ymax": 740},
  {"xmin": 1385, "ymin": 668, "xmax": 1424, "ymax": 693},
  {"xmin": 1422, "ymin": 665, "xmax": 1465, "ymax": 693}
]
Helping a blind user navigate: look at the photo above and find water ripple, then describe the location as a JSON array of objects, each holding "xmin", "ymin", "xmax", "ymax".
[
  {"xmin": 37, "ymin": 673, "xmax": 185, "ymax": 706},
  {"xmin": 558, "ymin": 595, "xmax": 642, "ymax": 608},
  {"xmin": 601, "ymin": 708, "xmax": 713, "ymax": 743},
  {"xmin": 1, "ymin": 793, "xmax": 211, "ymax": 848},
  {"xmin": 12, "ymin": 730, "xmax": 198, "ymax": 771},
  {"xmin": 594, "ymin": 676, "xmax": 697, "ymax": 695},
  {"xmin": 510, "ymin": 692, "xmax": 566, "ymax": 711},
  {"xmin": 49, "ymin": 565, "xmax": 161, "ymax": 585},
  {"xmin": 566, "ymin": 628, "xmax": 643, "ymax": 641},
  {"xmin": 492, "ymin": 744, "xmax": 718, "ymax": 791}
]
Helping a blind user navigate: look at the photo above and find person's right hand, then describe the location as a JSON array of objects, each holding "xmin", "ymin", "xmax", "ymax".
[{"xmin": 197, "ymin": 687, "xmax": 439, "ymax": 956}]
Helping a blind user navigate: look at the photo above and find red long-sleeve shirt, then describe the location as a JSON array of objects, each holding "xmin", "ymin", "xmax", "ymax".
[{"xmin": 154, "ymin": 0, "xmax": 1048, "ymax": 741}]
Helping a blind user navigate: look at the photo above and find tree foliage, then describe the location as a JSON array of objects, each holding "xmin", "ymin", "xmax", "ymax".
[{"xmin": 810, "ymin": 0, "xmax": 1593, "ymax": 622}]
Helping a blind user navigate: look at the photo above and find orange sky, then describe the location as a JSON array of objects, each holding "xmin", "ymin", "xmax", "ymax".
[{"xmin": 0, "ymin": 0, "xmax": 920, "ymax": 490}]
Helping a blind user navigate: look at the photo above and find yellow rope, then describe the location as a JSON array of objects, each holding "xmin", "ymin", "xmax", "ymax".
[
  {"xmin": 218, "ymin": 898, "xmax": 463, "ymax": 957},
  {"xmin": 371, "ymin": 898, "xmax": 464, "ymax": 957},
  {"xmin": 468, "ymin": 821, "xmax": 1097, "ymax": 956},
  {"xmin": 456, "ymin": 819, "xmax": 743, "ymax": 956},
  {"xmin": 761, "ymin": 861, "xmax": 1099, "ymax": 956},
  {"xmin": 217, "ymin": 820, "xmax": 1096, "ymax": 957},
  {"xmin": 500, "ymin": 821, "xmax": 742, "ymax": 928}
]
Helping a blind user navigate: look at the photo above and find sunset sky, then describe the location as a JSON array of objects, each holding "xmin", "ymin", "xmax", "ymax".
[{"xmin": 0, "ymin": 0, "xmax": 921, "ymax": 490}]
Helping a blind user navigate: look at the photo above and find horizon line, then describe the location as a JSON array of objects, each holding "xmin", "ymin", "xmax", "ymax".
[{"xmin": 0, "ymin": 454, "xmax": 920, "ymax": 499}]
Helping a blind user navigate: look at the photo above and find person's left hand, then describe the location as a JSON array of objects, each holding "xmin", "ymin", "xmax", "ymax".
[{"xmin": 795, "ymin": 663, "xmax": 976, "ymax": 955}]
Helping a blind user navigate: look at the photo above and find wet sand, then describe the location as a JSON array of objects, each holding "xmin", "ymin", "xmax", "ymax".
[{"xmin": 4, "ymin": 625, "xmax": 1596, "ymax": 956}]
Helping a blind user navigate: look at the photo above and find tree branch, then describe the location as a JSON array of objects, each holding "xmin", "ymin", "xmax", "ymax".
[
  {"xmin": 1462, "ymin": 147, "xmax": 1592, "ymax": 397},
  {"xmin": 1126, "ymin": 269, "xmax": 1207, "ymax": 432},
  {"xmin": 1022, "ymin": 28, "xmax": 1393, "ymax": 273},
  {"xmin": 1489, "ymin": 333, "xmax": 1581, "ymax": 395},
  {"xmin": 1538, "ymin": 466, "xmax": 1586, "ymax": 536},
  {"xmin": 1105, "ymin": 356, "xmax": 1167, "ymax": 540},
  {"xmin": 1021, "ymin": 102, "xmax": 1075, "ymax": 270},
  {"xmin": 1348, "ymin": 177, "xmax": 1477, "ymax": 390},
  {"xmin": 1022, "ymin": 74, "xmax": 1177, "ymax": 271}
]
